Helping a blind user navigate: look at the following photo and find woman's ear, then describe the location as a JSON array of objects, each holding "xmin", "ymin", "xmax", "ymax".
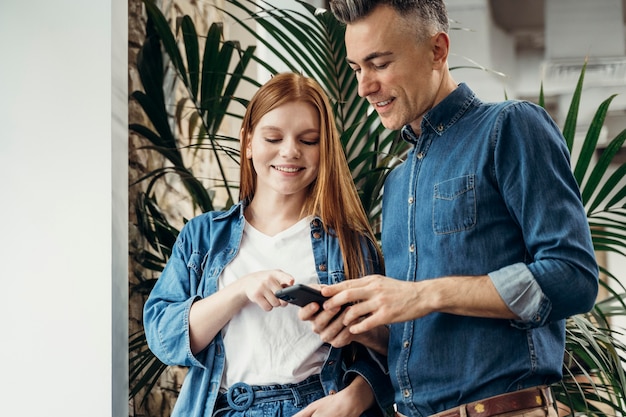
[{"xmin": 241, "ymin": 128, "xmax": 253, "ymax": 160}]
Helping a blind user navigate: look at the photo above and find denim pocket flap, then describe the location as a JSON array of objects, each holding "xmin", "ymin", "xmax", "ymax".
[{"xmin": 433, "ymin": 174, "xmax": 476, "ymax": 234}]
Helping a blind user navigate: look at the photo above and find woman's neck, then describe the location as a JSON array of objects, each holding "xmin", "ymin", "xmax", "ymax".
[{"xmin": 245, "ymin": 197, "xmax": 308, "ymax": 236}]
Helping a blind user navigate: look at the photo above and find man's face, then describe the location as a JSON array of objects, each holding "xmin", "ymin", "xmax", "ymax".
[{"xmin": 345, "ymin": 4, "xmax": 441, "ymax": 132}]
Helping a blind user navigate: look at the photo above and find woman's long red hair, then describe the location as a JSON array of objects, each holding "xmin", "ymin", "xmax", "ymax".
[{"xmin": 239, "ymin": 72, "xmax": 383, "ymax": 279}]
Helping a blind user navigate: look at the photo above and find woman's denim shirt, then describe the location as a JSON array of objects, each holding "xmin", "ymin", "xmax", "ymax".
[
  {"xmin": 382, "ymin": 83, "xmax": 598, "ymax": 417},
  {"xmin": 144, "ymin": 202, "xmax": 394, "ymax": 417}
]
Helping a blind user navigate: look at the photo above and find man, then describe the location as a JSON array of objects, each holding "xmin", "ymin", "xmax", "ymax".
[{"xmin": 310, "ymin": 1, "xmax": 599, "ymax": 417}]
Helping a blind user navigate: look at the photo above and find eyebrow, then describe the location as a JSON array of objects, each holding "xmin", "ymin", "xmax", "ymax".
[
  {"xmin": 259, "ymin": 126, "xmax": 319, "ymax": 135},
  {"xmin": 346, "ymin": 51, "xmax": 394, "ymax": 65}
]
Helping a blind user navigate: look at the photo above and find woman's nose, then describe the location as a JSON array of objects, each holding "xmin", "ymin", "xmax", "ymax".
[{"xmin": 280, "ymin": 138, "xmax": 301, "ymax": 158}]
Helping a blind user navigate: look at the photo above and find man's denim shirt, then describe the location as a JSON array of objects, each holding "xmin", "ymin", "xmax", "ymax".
[
  {"xmin": 382, "ymin": 83, "xmax": 598, "ymax": 417},
  {"xmin": 144, "ymin": 201, "xmax": 394, "ymax": 417}
]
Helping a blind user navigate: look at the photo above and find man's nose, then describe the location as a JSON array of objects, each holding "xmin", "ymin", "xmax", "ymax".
[{"xmin": 358, "ymin": 70, "xmax": 378, "ymax": 98}]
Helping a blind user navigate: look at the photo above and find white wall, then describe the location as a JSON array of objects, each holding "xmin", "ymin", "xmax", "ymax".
[
  {"xmin": 0, "ymin": 0, "xmax": 126, "ymax": 416},
  {"xmin": 545, "ymin": 0, "xmax": 625, "ymax": 59},
  {"xmin": 446, "ymin": 0, "xmax": 515, "ymax": 102}
]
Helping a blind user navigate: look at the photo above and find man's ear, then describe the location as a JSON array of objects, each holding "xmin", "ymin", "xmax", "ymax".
[{"xmin": 432, "ymin": 32, "xmax": 450, "ymax": 69}]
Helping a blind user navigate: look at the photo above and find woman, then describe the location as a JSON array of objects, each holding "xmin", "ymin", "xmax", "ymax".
[{"xmin": 143, "ymin": 72, "xmax": 393, "ymax": 417}]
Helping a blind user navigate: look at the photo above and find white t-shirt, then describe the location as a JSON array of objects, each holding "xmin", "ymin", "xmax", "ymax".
[{"xmin": 218, "ymin": 216, "xmax": 329, "ymax": 388}]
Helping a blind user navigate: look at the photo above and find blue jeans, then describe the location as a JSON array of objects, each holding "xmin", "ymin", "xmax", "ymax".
[{"xmin": 213, "ymin": 375, "xmax": 326, "ymax": 417}]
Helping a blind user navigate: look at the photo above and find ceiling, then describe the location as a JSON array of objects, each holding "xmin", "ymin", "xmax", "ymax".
[
  {"xmin": 489, "ymin": 0, "xmax": 545, "ymax": 31},
  {"xmin": 489, "ymin": 0, "xmax": 626, "ymax": 50}
]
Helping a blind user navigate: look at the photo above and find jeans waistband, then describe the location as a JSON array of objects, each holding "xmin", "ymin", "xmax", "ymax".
[{"xmin": 216, "ymin": 375, "xmax": 324, "ymax": 412}]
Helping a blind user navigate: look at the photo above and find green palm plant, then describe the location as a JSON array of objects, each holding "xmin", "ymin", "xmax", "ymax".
[
  {"xmin": 129, "ymin": 1, "xmax": 626, "ymax": 415},
  {"xmin": 540, "ymin": 63, "xmax": 626, "ymax": 416},
  {"xmin": 129, "ymin": 0, "xmax": 258, "ymax": 401},
  {"xmin": 131, "ymin": 0, "xmax": 256, "ymax": 213}
]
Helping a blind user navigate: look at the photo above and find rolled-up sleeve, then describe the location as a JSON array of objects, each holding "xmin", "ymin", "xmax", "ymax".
[
  {"xmin": 489, "ymin": 262, "xmax": 552, "ymax": 328},
  {"xmin": 490, "ymin": 102, "xmax": 598, "ymax": 326}
]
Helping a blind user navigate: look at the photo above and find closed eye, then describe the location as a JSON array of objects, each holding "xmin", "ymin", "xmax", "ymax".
[
  {"xmin": 300, "ymin": 137, "xmax": 319, "ymax": 146},
  {"xmin": 374, "ymin": 62, "xmax": 389, "ymax": 70}
]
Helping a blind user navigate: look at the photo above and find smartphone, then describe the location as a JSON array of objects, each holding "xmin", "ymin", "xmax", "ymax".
[{"xmin": 275, "ymin": 284, "xmax": 328, "ymax": 307}]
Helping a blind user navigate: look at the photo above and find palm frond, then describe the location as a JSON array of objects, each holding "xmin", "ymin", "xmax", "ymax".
[{"xmin": 538, "ymin": 59, "xmax": 626, "ymax": 415}]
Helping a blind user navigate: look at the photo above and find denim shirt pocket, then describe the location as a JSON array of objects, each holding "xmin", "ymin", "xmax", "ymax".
[
  {"xmin": 432, "ymin": 174, "xmax": 476, "ymax": 234},
  {"xmin": 185, "ymin": 251, "xmax": 206, "ymax": 294}
]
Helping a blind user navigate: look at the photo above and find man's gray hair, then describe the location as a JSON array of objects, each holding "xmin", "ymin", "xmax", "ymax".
[{"xmin": 329, "ymin": 0, "xmax": 449, "ymax": 36}]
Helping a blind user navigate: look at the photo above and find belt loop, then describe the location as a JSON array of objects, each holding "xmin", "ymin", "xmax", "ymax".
[
  {"xmin": 291, "ymin": 387, "xmax": 303, "ymax": 407},
  {"xmin": 459, "ymin": 404, "xmax": 468, "ymax": 417},
  {"xmin": 539, "ymin": 386, "xmax": 553, "ymax": 410}
]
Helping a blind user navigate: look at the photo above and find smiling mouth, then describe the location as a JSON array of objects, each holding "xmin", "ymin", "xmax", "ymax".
[
  {"xmin": 374, "ymin": 98, "xmax": 394, "ymax": 107},
  {"xmin": 273, "ymin": 166, "xmax": 303, "ymax": 173}
]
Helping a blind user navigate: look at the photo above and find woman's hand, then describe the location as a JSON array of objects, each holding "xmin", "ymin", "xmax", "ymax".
[
  {"xmin": 292, "ymin": 375, "xmax": 375, "ymax": 417},
  {"xmin": 235, "ymin": 269, "xmax": 296, "ymax": 311},
  {"xmin": 189, "ymin": 269, "xmax": 294, "ymax": 354}
]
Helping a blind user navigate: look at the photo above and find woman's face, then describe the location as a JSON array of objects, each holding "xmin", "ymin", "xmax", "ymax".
[{"xmin": 247, "ymin": 101, "xmax": 321, "ymax": 201}]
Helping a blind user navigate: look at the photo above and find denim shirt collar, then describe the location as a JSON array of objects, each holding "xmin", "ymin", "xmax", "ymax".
[
  {"xmin": 213, "ymin": 199, "xmax": 247, "ymax": 221},
  {"xmin": 401, "ymin": 83, "xmax": 477, "ymax": 144}
]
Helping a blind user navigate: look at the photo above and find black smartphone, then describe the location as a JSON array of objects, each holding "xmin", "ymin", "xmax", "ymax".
[{"xmin": 275, "ymin": 284, "xmax": 328, "ymax": 307}]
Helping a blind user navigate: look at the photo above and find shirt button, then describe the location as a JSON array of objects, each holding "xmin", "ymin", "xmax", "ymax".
[
  {"xmin": 313, "ymin": 232, "xmax": 321, "ymax": 239},
  {"xmin": 319, "ymin": 263, "xmax": 327, "ymax": 271},
  {"xmin": 404, "ymin": 389, "xmax": 411, "ymax": 397},
  {"xmin": 437, "ymin": 124, "xmax": 444, "ymax": 132},
  {"xmin": 329, "ymin": 390, "xmax": 337, "ymax": 395},
  {"xmin": 403, "ymin": 340, "xmax": 410, "ymax": 348},
  {"xmin": 409, "ymin": 244, "xmax": 415, "ymax": 252},
  {"xmin": 408, "ymin": 197, "xmax": 414, "ymax": 204},
  {"xmin": 417, "ymin": 152, "xmax": 425, "ymax": 159}
]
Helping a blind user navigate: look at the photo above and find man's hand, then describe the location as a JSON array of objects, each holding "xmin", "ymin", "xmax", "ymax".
[
  {"xmin": 320, "ymin": 274, "xmax": 517, "ymax": 335},
  {"xmin": 298, "ymin": 302, "xmax": 358, "ymax": 348},
  {"xmin": 298, "ymin": 282, "xmax": 390, "ymax": 355},
  {"xmin": 320, "ymin": 275, "xmax": 427, "ymax": 334}
]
